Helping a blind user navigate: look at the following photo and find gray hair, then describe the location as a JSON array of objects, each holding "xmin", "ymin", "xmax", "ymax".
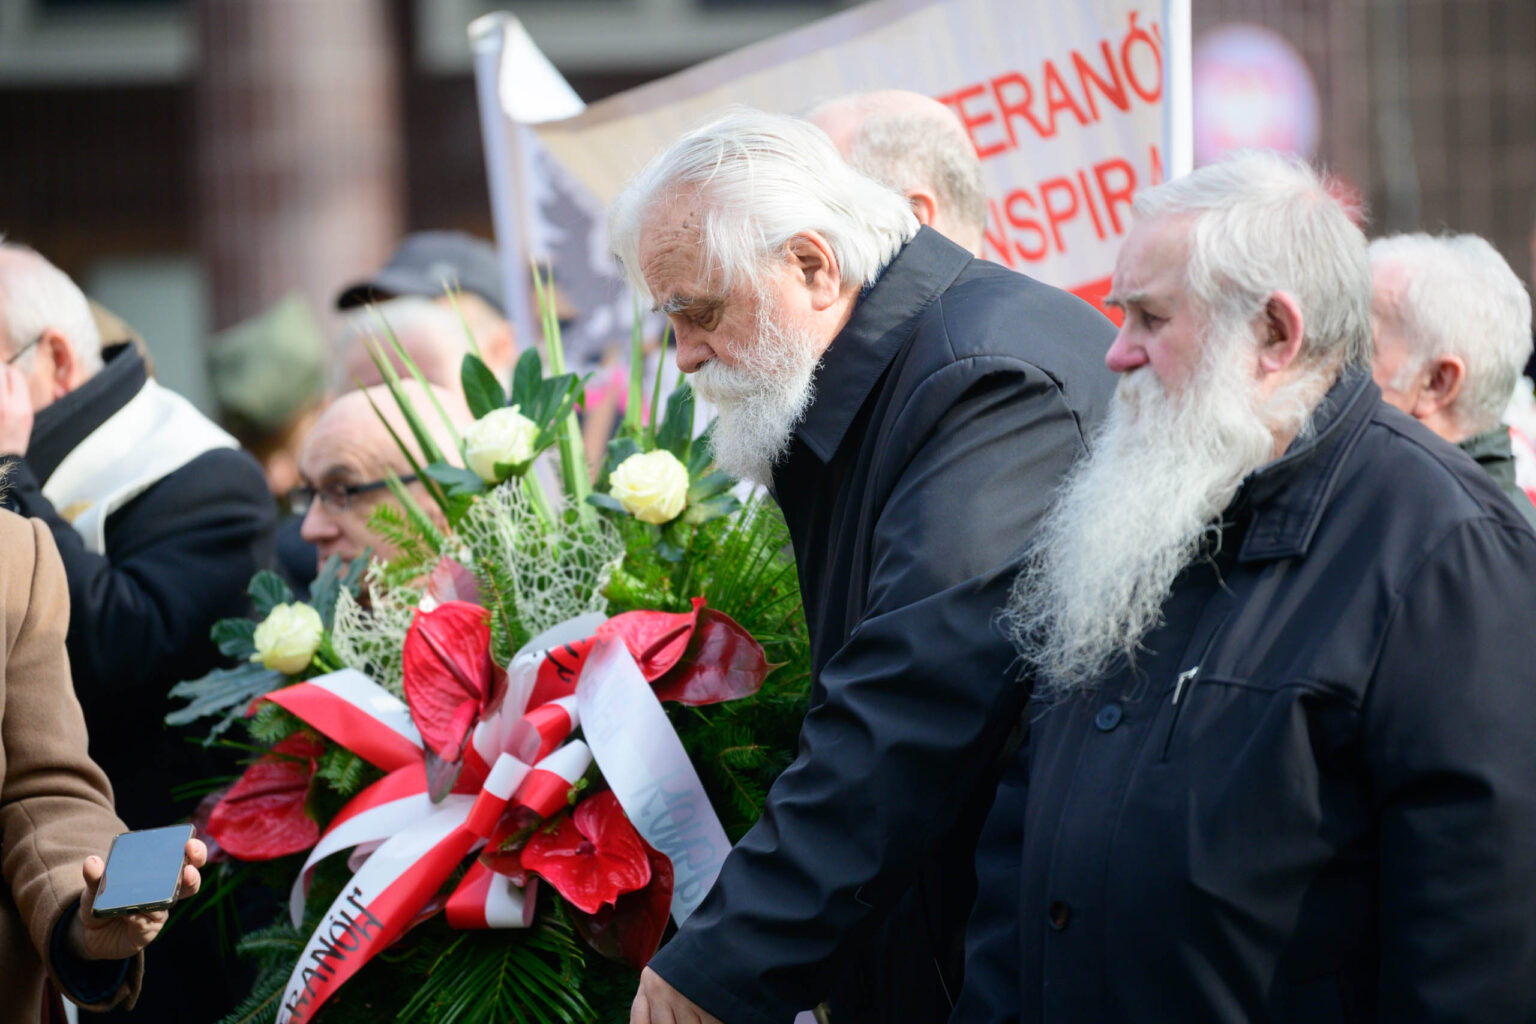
[
  {"xmin": 609, "ymin": 107, "xmax": 919, "ymax": 303},
  {"xmin": 1369, "ymin": 232, "xmax": 1532, "ymax": 435},
  {"xmin": 807, "ymin": 91, "xmax": 986, "ymax": 253},
  {"xmin": 0, "ymin": 241, "xmax": 103, "ymax": 373},
  {"xmin": 335, "ymin": 295, "xmax": 470, "ymax": 391},
  {"xmin": 1132, "ymin": 150, "xmax": 1372, "ymax": 376}
]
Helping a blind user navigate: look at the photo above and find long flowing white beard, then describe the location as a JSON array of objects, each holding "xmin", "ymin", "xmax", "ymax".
[
  {"xmin": 1002, "ymin": 334, "xmax": 1292, "ymax": 695},
  {"xmin": 691, "ymin": 296, "xmax": 823, "ymax": 486}
]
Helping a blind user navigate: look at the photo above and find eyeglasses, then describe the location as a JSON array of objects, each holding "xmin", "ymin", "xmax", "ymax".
[
  {"xmin": 5, "ymin": 335, "xmax": 41, "ymax": 365},
  {"xmin": 288, "ymin": 474, "xmax": 418, "ymax": 516}
]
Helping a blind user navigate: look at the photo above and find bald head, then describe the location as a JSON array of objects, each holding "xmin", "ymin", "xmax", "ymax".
[
  {"xmin": 807, "ymin": 89, "xmax": 987, "ymax": 255},
  {"xmin": 298, "ymin": 381, "xmax": 472, "ymax": 571}
]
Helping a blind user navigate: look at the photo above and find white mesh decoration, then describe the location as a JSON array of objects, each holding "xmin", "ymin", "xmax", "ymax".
[
  {"xmin": 457, "ymin": 481, "xmax": 621, "ymax": 637},
  {"xmin": 330, "ymin": 563, "xmax": 417, "ymax": 698}
]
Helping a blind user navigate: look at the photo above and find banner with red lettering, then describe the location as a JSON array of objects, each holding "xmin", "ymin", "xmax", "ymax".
[{"xmin": 476, "ymin": 0, "xmax": 1190, "ymax": 325}]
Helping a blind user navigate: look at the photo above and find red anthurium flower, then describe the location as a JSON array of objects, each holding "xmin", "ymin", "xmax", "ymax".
[
  {"xmin": 650, "ymin": 604, "xmax": 771, "ymax": 706},
  {"xmin": 403, "ymin": 600, "xmax": 498, "ymax": 762},
  {"xmin": 572, "ymin": 834, "xmax": 674, "ymax": 968},
  {"xmin": 596, "ymin": 605, "xmax": 695, "ymax": 681},
  {"xmin": 520, "ymin": 791, "xmax": 651, "ymax": 914},
  {"xmin": 478, "ymin": 804, "xmax": 544, "ymax": 885},
  {"xmin": 206, "ymin": 734, "xmax": 324, "ymax": 860},
  {"xmin": 598, "ymin": 598, "xmax": 771, "ymax": 706}
]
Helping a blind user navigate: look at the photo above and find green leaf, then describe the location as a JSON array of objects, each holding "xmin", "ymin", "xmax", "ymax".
[
  {"xmin": 461, "ymin": 353, "xmax": 508, "ymax": 419},
  {"xmin": 597, "ymin": 436, "xmax": 642, "ymax": 492},
  {"xmin": 687, "ymin": 468, "xmax": 735, "ymax": 504},
  {"xmin": 681, "ymin": 491, "xmax": 741, "ymax": 526},
  {"xmin": 211, "ymin": 617, "xmax": 257, "ymax": 660},
  {"xmin": 623, "ymin": 297, "xmax": 645, "ymax": 438},
  {"xmin": 656, "ymin": 381, "xmax": 694, "ymax": 462},
  {"xmin": 310, "ymin": 553, "xmax": 368, "ymax": 631},
  {"xmin": 164, "ymin": 661, "xmax": 285, "ymax": 743},
  {"xmin": 510, "ymin": 348, "xmax": 544, "ymax": 411},
  {"xmin": 249, "ymin": 572, "xmax": 294, "ymax": 618},
  {"xmin": 424, "ymin": 462, "xmax": 488, "ymax": 496},
  {"xmin": 648, "ymin": 328, "xmax": 671, "ymax": 447},
  {"xmin": 585, "ymin": 492, "xmax": 627, "ymax": 513}
]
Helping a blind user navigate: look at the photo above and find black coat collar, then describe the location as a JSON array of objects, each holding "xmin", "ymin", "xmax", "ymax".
[
  {"xmin": 27, "ymin": 343, "xmax": 147, "ymax": 486},
  {"xmin": 791, "ymin": 227, "xmax": 972, "ymax": 463},
  {"xmin": 1232, "ymin": 368, "xmax": 1377, "ymax": 564}
]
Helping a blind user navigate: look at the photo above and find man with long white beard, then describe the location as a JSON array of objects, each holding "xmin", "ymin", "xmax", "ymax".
[
  {"xmin": 952, "ymin": 151, "xmax": 1536, "ymax": 1023},
  {"xmin": 610, "ymin": 109, "xmax": 1117, "ymax": 1024}
]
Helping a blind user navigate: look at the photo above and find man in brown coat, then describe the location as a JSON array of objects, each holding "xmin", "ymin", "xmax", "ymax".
[{"xmin": 0, "ymin": 503, "xmax": 205, "ymax": 1021}]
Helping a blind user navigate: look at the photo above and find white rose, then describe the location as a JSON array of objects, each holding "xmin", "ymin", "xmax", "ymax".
[
  {"xmin": 609, "ymin": 449, "xmax": 689, "ymax": 525},
  {"xmin": 463, "ymin": 406, "xmax": 540, "ymax": 483},
  {"xmin": 250, "ymin": 602, "xmax": 324, "ymax": 676}
]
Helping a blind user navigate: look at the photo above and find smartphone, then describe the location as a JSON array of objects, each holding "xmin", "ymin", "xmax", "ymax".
[{"xmin": 91, "ymin": 824, "xmax": 194, "ymax": 918}]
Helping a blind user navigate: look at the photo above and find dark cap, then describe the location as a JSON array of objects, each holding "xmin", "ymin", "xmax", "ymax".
[{"xmin": 336, "ymin": 231, "xmax": 505, "ymax": 314}]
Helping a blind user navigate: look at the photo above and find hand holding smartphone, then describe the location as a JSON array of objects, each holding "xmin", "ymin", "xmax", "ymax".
[
  {"xmin": 69, "ymin": 825, "xmax": 206, "ymax": 964},
  {"xmin": 91, "ymin": 824, "xmax": 196, "ymax": 918}
]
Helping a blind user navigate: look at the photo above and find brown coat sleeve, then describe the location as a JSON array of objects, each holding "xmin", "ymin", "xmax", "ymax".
[{"xmin": 0, "ymin": 512, "xmax": 142, "ymax": 1013}]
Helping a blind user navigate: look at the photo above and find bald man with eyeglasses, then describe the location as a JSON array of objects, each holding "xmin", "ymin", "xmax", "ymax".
[{"xmin": 294, "ymin": 381, "xmax": 472, "ymax": 578}]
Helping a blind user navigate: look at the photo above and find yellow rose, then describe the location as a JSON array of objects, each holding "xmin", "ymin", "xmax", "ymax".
[
  {"xmin": 463, "ymin": 406, "xmax": 540, "ymax": 484},
  {"xmin": 250, "ymin": 602, "xmax": 324, "ymax": 676},
  {"xmin": 609, "ymin": 450, "xmax": 690, "ymax": 525}
]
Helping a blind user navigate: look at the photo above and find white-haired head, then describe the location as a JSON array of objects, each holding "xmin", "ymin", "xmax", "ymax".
[
  {"xmin": 1132, "ymin": 150, "xmax": 1372, "ymax": 378},
  {"xmin": 609, "ymin": 107, "xmax": 919, "ymax": 303},
  {"xmin": 335, "ymin": 295, "xmax": 474, "ymax": 394},
  {"xmin": 0, "ymin": 241, "xmax": 103, "ymax": 373},
  {"xmin": 1369, "ymin": 232, "xmax": 1532, "ymax": 437},
  {"xmin": 806, "ymin": 90, "xmax": 987, "ymax": 255}
]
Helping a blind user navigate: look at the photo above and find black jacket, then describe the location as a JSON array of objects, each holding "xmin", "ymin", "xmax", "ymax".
[
  {"xmin": 1456, "ymin": 425, "xmax": 1536, "ymax": 530},
  {"xmin": 955, "ymin": 372, "xmax": 1536, "ymax": 1023},
  {"xmin": 1, "ymin": 346, "xmax": 275, "ymax": 827},
  {"xmin": 649, "ymin": 228, "xmax": 1116, "ymax": 1023}
]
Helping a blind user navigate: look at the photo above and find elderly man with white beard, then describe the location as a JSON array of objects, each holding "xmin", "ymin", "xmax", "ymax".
[
  {"xmin": 611, "ymin": 109, "xmax": 1117, "ymax": 1024},
  {"xmin": 951, "ymin": 151, "xmax": 1536, "ymax": 1024}
]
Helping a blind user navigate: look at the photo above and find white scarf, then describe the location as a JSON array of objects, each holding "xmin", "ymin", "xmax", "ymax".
[{"xmin": 42, "ymin": 379, "xmax": 240, "ymax": 554}]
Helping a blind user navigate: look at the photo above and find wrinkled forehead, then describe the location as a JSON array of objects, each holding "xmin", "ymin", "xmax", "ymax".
[
  {"xmin": 637, "ymin": 192, "xmax": 719, "ymax": 298},
  {"xmin": 1111, "ymin": 213, "xmax": 1195, "ymax": 300},
  {"xmin": 299, "ymin": 400, "xmax": 408, "ymax": 482}
]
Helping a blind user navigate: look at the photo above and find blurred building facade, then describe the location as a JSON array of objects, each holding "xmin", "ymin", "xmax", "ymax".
[{"xmin": 0, "ymin": 0, "xmax": 1531, "ymax": 411}]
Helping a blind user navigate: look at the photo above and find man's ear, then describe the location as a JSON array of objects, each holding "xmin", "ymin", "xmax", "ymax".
[
  {"xmin": 1257, "ymin": 292, "xmax": 1305, "ymax": 376},
  {"xmin": 40, "ymin": 328, "xmax": 78, "ymax": 399},
  {"xmin": 786, "ymin": 231, "xmax": 844, "ymax": 311},
  {"xmin": 907, "ymin": 189, "xmax": 939, "ymax": 228},
  {"xmin": 1412, "ymin": 353, "xmax": 1465, "ymax": 420}
]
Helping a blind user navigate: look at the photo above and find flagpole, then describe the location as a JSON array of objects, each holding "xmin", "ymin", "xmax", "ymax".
[
  {"xmin": 1163, "ymin": 0, "xmax": 1194, "ymax": 177},
  {"xmin": 469, "ymin": 13, "xmax": 539, "ymax": 358}
]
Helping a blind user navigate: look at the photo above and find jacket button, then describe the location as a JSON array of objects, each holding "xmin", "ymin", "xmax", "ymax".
[
  {"xmin": 1047, "ymin": 901, "xmax": 1071, "ymax": 930},
  {"xmin": 1094, "ymin": 703, "xmax": 1123, "ymax": 731}
]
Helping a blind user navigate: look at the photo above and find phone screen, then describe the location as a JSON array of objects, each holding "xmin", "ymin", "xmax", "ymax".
[{"xmin": 93, "ymin": 825, "xmax": 193, "ymax": 917}]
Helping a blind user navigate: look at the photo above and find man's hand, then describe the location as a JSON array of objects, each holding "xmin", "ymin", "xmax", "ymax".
[
  {"xmin": 631, "ymin": 966, "xmax": 725, "ymax": 1024},
  {"xmin": 68, "ymin": 837, "xmax": 207, "ymax": 962},
  {"xmin": 0, "ymin": 363, "xmax": 34, "ymax": 456}
]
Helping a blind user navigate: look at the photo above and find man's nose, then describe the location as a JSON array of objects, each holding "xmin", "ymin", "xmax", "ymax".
[
  {"xmin": 672, "ymin": 326, "xmax": 714, "ymax": 375},
  {"xmin": 298, "ymin": 502, "xmax": 336, "ymax": 544},
  {"xmin": 1104, "ymin": 331, "xmax": 1148, "ymax": 374}
]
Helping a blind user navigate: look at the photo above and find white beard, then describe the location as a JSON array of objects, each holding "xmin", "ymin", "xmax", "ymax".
[
  {"xmin": 1002, "ymin": 328, "xmax": 1320, "ymax": 696},
  {"xmin": 691, "ymin": 294, "xmax": 823, "ymax": 486}
]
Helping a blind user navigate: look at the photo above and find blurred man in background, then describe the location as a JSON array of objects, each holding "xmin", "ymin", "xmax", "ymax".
[
  {"xmin": 1369, "ymin": 232, "xmax": 1536, "ymax": 526},
  {"xmin": 808, "ymin": 89, "xmax": 987, "ymax": 256},
  {"xmin": 336, "ymin": 230, "xmax": 515, "ymax": 382},
  {"xmin": 0, "ymin": 240, "xmax": 274, "ymax": 1018},
  {"xmin": 294, "ymin": 380, "xmax": 472, "ymax": 579}
]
